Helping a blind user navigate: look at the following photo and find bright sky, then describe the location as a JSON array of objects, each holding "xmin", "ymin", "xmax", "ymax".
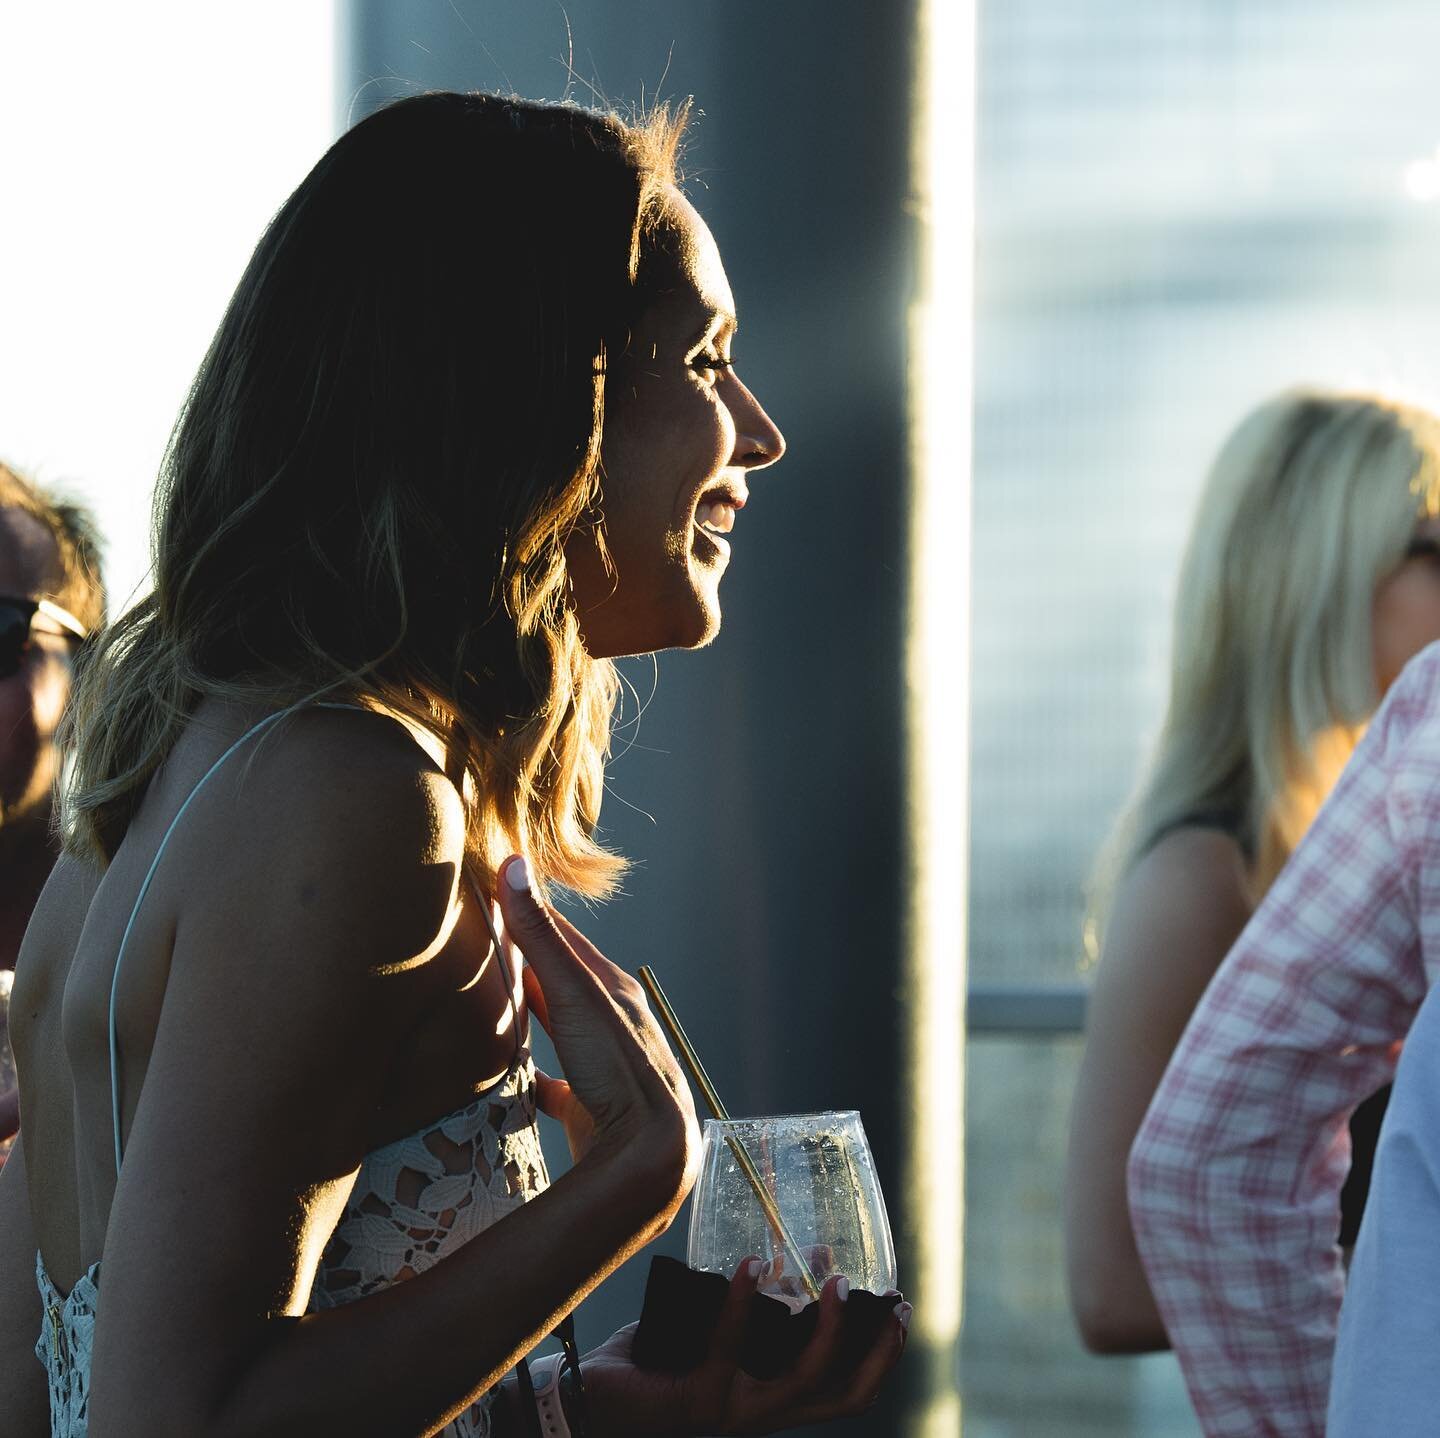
[{"xmin": 0, "ymin": 4, "xmax": 337, "ymax": 611}]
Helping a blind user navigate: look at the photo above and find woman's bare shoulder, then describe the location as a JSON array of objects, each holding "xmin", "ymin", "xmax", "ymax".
[
  {"xmin": 32, "ymin": 851, "xmax": 103, "ymax": 926},
  {"xmin": 1127, "ymin": 823, "xmax": 1250, "ymax": 896},
  {"xmin": 167, "ymin": 705, "xmax": 469, "ymax": 975},
  {"xmin": 1105, "ymin": 825, "xmax": 1253, "ymax": 990}
]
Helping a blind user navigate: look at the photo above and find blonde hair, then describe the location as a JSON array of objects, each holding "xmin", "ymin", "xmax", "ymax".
[
  {"xmin": 1088, "ymin": 388, "xmax": 1440, "ymax": 952},
  {"xmin": 60, "ymin": 93, "xmax": 690, "ymax": 898}
]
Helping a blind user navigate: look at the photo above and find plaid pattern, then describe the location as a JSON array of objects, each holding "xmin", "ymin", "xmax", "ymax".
[{"xmin": 1128, "ymin": 642, "xmax": 1440, "ymax": 1437}]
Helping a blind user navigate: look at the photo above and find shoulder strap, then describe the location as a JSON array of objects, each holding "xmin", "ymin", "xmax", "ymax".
[
  {"xmin": 466, "ymin": 871, "xmax": 525, "ymax": 1069},
  {"xmin": 109, "ymin": 702, "xmax": 366, "ymax": 1175}
]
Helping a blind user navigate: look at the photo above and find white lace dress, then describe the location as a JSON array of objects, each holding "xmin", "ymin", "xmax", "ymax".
[
  {"xmin": 309, "ymin": 1055, "xmax": 550, "ymax": 1435},
  {"xmin": 36, "ymin": 1069, "xmax": 548, "ymax": 1438},
  {"xmin": 33, "ymin": 707, "xmax": 551, "ymax": 1438}
]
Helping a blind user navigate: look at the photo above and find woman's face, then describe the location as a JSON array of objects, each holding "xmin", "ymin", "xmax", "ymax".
[
  {"xmin": 1373, "ymin": 514, "xmax": 1440, "ymax": 692},
  {"xmin": 0, "ymin": 509, "xmax": 70, "ymax": 842},
  {"xmin": 565, "ymin": 189, "xmax": 786, "ymax": 658}
]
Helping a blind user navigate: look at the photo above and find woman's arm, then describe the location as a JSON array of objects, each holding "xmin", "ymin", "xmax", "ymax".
[
  {"xmin": 1063, "ymin": 827, "xmax": 1251, "ymax": 1353},
  {"xmin": 0, "ymin": 1135, "xmax": 51, "ymax": 1436},
  {"xmin": 88, "ymin": 721, "xmax": 697, "ymax": 1438}
]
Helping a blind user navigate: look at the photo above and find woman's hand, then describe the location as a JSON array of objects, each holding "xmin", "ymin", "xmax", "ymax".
[
  {"xmin": 498, "ymin": 857, "xmax": 700, "ymax": 1192},
  {"xmin": 580, "ymin": 1260, "xmax": 911, "ymax": 1436}
]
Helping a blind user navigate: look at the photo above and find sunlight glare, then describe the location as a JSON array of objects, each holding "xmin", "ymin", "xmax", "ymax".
[
  {"xmin": 903, "ymin": 0, "xmax": 976, "ymax": 1430},
  {"xmin": 0, "ymin": 4, "xmax": 337, "ymax": 608}
]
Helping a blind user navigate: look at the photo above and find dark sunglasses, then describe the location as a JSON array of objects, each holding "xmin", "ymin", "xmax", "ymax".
[{"xmin": 0, "ymin": 595, "xmax": 89, "ymax": 680}]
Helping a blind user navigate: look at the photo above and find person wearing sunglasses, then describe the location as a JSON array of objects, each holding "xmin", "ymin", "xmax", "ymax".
[
  {"xmin": 0, "ymin": 464, "xmax": 104, "ymax": 1166},
  {"xmin": 0, "ymin": 596, "xmax": 89, "ymax": 674}
]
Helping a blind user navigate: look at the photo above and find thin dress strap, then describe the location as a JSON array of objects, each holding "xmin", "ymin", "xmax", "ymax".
[
  {"xmin": 108, "ymin": 701, "xmax": 368, "ymax": 1175},
  {"xmin": 465, "ymin": 870, "xmax": 524, "ymax": 1070}
]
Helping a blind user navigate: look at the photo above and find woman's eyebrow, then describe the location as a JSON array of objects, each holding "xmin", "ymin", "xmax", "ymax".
[{"xmin": 689, "ymin": 308, "xmax": 738, "ymax": 348}]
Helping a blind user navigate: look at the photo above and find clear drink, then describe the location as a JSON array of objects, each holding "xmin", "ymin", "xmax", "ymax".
[{"xmin": 686, "ymin": 1111, "xmax": 896, "ymax": 1304}]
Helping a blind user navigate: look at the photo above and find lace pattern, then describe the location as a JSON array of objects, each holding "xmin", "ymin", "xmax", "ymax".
[
  {"xmin": 309, "ymin": 1052, "xmax": 550, "ymax": 1437},
  {"xmin": 33, "ymin": 1067, "xmax": 547, "ymax": 1438},
  {"xmin": 35, "ymin": 1254, "xmax": 97, "ymax": 1438}
]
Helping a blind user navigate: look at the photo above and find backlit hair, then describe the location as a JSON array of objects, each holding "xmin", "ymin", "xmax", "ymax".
[
  {"xmin": 1088, "ymin": 388, "xmax": 1440, "ymax": 952},
  {"xmin": 0, "ymin": 462, "xmax": 106, "ymax": 632},
  {"xmin": 61, "ymin": 92, "xmax": 689, "ymax": 897}
]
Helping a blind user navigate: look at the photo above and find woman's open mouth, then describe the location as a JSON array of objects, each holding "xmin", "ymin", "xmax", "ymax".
[
  {"xmin": 695, "ymin": 498, "xmax": 737, "ymax": 535},
  {"xmin": 692, "ymin": 500, "xmax": 735, "ymax": 560},
  {"xmin": 692, "ymin": 489, "xmax": 745, "ymax": 561}
]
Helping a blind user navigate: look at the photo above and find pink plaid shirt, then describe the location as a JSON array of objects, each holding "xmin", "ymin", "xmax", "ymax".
[{"xmin": 1128, "ymin": 641, "xmax": 1440, "ymax": 1437}]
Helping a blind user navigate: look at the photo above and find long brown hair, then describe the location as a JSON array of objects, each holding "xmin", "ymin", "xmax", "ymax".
[{"xmin": 62, "ymin": 92, "xmax": 688, "ymax": 896}]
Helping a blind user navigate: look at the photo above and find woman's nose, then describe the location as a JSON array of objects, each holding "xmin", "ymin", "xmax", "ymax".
[{"xmin": 728, "ymin": 376, "xmax": 786, "ymax": 471}]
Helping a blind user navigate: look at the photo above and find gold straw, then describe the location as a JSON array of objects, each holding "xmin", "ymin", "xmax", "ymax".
[{"xmin": 638, "ymin": 966, "xmax": 821, "ymax": 1302}]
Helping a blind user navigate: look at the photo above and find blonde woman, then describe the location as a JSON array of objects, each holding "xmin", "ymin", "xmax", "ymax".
[
  {"xmin": 0, "ymin": 94, "xmax": 908, "ymax": 1437},
  {"xmin": 1064, "ymin": 389, "xmax": 1440, "ymax": 1353}
]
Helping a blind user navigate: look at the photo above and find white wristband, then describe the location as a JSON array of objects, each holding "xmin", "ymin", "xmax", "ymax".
[{"xmin": 529, "ymin": 1352, "xmax": 571, "ymax": 1438}]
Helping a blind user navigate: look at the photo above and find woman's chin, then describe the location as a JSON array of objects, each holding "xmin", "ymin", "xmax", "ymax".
[
  {"xmin": 575, "ymin": 596, "xmax": 721, "ymax": 659},
  {"xmin": 675, "ymin": 580, "xmax": 723, "ymax": 650},
  {"xmin": 680, "ymin": 609, "xmax": 722, "ymax": 652},
  {"xmin": 640, "ymin": 600, "xmax": 722, "ymax": 656}
]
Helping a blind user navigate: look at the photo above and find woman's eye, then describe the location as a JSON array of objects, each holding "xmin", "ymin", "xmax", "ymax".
[{"xmin": 689, "ymin": 353, "xmax": 734, "ymax": 379}]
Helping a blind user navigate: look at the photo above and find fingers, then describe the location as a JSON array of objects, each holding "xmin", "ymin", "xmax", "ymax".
[
  {"xmin": 496, "ymin": 858, "xmax": 606, "ymax": 1010},
  {"xmin": 584, "ymin": 1320, "xmax": 641, "ymax": 1363},
  {"xmin": 521, "ymin": 964, "xmax": 551, "ymax": 1034},
  {"xmin": 738, "ymin": 1286, "xmax": 909, "ymax": 1429},
  {"xmin": 821, "ymin": 1299, "xmax": 909, "ymax": 1418},
  {"xmin": 532, "ymin": 1070, "xmax": 573, "ymax": 1121},
  {"xmin": 501, "ymin": 859, "xmax": 647, "ymax": 1019},
  {"xmin": 547, "ymin": 906, "xmax": 612, "ymax": 971},
  {"xmin": 710, "ymin": 1257, "xmax": 763, "ymax": 1370},
  {"xmin": 677, "ymin": 1259, "xmax": 759, "ymax": 1432},
  {"xmin": 549, "ymin": 908, "xmax": 646, "ymax": 1008},
  {"xmin": 496, "ymin": 856, "xmax": 569, "ymax": 954},
  {"xmin": 495, "ymin": 855, "xmax": 693, "ymax": 1175},
  {"xmin": 772, "ymin": 1274, "xmax": 850, "ymax": 1395}
]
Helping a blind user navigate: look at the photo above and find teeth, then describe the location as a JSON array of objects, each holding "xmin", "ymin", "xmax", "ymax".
[{"xmin": 695, "ymin": 500, "xmax": 736, "ymax": 535}]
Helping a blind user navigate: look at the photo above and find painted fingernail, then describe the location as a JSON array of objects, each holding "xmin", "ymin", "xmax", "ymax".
[
  {"xmin": 743, "ymin": 1258, "xmax": 762, "ymax": 1282},
  {"xmin": 895, "ymin": 1302, "xmax": 912, "ymax": 1331},
  {"xmin": 505, "ymin": 857, "xmax": 533, "ymax": 894},
  {"xmin": 836, "ymin": 1276, "xmax": 850, "ymax": 1302}
]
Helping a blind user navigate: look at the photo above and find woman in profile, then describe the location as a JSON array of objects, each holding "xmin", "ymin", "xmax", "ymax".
[
  {"xmin": 0, "ymin": 93, "xmax": 908, "ymax": 1437},
  {"xmin": 1064, "ymin": 389, "xmax": 1440, "ymax": 1353}
]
